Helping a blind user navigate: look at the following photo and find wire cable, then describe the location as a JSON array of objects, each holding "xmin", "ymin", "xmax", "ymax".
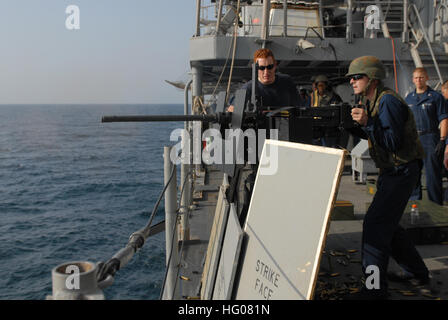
[{"xmin": 390, "ymin": 36, "xmax": 399, "ymax": 92}]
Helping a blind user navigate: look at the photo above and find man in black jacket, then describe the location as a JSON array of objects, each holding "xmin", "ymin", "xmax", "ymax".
[{"xmin": 227, "ymin": 48, "xmax": 298, "ymax": 112}]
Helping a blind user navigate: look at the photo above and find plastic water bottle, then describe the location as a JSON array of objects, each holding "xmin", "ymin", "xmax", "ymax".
[{"xmin": 410, "ymin": 204, "xmax": 420, "ymax": 225}]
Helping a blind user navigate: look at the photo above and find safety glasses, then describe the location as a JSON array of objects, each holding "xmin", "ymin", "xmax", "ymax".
[
  {"xmin": 349, "ymin": 74, "xmax": 366, "ymax": 81},
  {"xmin": 258, "ymin": 64, "xmax": 275, "ymax": 71}
]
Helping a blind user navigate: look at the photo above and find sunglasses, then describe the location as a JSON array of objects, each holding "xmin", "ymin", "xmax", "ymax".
[
  {"xmin": 258, "ymin": 64, "xmax": 274, "ymax": 71},
  {"xmin": 349, "ymin": 74, "xmax": 365, "ymax": 81}
]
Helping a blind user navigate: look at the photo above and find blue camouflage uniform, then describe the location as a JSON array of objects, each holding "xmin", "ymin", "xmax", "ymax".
[
  {"xmin": 405, "ymin": 87, "xmax": 448, "ymax": 205},
  {"xmin": 349, "ymin": 90, "xmax": 429, "ymax": 297}
]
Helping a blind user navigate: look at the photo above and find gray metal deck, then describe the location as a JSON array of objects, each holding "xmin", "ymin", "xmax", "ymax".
[
  {"xmin": 319, "ymin": 219, "xmax": 448, "ymax": 300},
  {"xmin": 170, "ymin": 163, "xmax": 448, "ymax": 300},
  {"xmin": 173, "ymin": 166, "xmax": 224, "ymax": 300},
  {"xmin": 319, "ymin": 174, "xmax": 448, "ymax": 300}
]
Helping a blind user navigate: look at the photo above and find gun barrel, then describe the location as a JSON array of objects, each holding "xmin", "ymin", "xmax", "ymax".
[{"xmin": 101, "ymin": 114, "xmax": 219, "ymax": 123}]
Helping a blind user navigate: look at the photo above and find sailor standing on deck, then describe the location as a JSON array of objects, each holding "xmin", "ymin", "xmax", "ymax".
[
  {"xmin": 405, "ymin": 68, "xmax": 448, "ymax": 205},
  {"xmin": 345, "ymin": 56, "xmax": 430, "ymax": 300},
  {"xmin": 311, "ymin": 75, "xmax": 343, "ymax": 147},
  {"xmin": 311, "ymin": 75, "xmax": 342, "ymax": 108}
]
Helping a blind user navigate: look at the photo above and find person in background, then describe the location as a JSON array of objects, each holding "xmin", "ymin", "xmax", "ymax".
[
  {"xmin": 405, "ymin": 68, "xmax": 448, "ymax": 205},
  {"xmin": 311, "ymin": 75, "xmax": 342, "ymax": 107},
  {"xmin": 311, "ymin": 75, "xmax": 343, "ymax": 147}
]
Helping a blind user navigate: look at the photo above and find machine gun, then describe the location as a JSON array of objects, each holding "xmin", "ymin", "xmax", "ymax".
[{"xmin": 102, "ymin": 89, "xmax": 356, "ymax": 172}]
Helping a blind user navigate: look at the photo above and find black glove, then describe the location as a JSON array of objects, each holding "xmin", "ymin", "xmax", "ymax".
[{"xmin": 435, "ymin": 139, "xmax": 446, "ymax": 162}]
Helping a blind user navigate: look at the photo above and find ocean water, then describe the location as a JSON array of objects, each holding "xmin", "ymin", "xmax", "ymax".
[{"xmin": 0, "ymin": 104, "xmax": 185, "ymax": 300}]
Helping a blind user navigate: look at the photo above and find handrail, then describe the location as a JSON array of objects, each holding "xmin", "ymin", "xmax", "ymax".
[{"xmin": 196, "ymin": 1, "xmax": 408, "ymax": 40}]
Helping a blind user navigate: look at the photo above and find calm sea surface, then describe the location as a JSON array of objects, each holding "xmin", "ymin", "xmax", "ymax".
[{"xmin": 0, "ymin": 104, "xmax": 185, "ymax": 299}]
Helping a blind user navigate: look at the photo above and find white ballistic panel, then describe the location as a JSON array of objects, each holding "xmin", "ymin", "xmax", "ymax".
[
  {"xmin": 234, "ymin": 140, "xmax": 345, "ymax": 300},
  {"xmin": 212, "ymin": 203, "xmax": 243, "ymax": 300}
]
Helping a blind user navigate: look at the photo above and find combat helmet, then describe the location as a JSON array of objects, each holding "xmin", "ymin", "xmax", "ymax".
[
  {"xmin": 346, "ymin": 56, "xmax": 385, "ymax": 80},
  {"xmin": 314, "ymin": 75, "xmax": 329, "ymax": 83}
]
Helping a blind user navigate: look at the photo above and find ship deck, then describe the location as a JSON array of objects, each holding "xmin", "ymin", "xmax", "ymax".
[
  {"xmin": 170, "ymin": 160, "xmax": 448, "ymax": 300},
  {"xmin": 319, "ymin": 172, "xmax": 448, "ymax": 300}
]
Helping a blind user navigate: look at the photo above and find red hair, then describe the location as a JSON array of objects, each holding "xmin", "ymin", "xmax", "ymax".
[{"xmin": 253, "ymin": 48, "xmax": 276, "ymax": 64}]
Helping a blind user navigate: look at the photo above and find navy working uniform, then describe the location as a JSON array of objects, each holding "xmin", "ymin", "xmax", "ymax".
[
  {"xmin": 405, "ymin": 87, "xmax": 448, "ymax": 205},
  {"xmin": 350, "ymin": 88, "xmax": 429, "ymax": 296},
  {"xmin": 346, "ymin": 56, "xmax": 429, "ymax": 299}
]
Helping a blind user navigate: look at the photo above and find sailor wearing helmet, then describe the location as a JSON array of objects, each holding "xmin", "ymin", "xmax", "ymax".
[
  {"xmin": 311, "ymin": 74, "xmax": 342, "ymax": 107},
  {"xmin": 311, "ymin": 74, "xmax": 343, "ymax": 147},
  {"xmin": 345, "ymin": 56, "xmax": 429, "ymax": 299}
]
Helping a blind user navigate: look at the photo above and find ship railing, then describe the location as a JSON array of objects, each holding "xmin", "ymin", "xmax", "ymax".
[
  {"xmin": 193, "ymin": 0, "xmax": 416, "ymax": 43},
  {"xmin": 196, "ymin": 0, "xmax": 325, "ymax": 39}
]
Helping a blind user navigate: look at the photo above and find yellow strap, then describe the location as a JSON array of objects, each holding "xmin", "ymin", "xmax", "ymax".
[{"xmin": 313, "ymin": 90, "xmax": 319, "ymax": 107}]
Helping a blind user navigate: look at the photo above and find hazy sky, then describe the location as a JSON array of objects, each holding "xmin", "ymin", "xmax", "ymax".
[{"xmin": 0, "ymin": 0, "xmax": 196, "ymax": 104}]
